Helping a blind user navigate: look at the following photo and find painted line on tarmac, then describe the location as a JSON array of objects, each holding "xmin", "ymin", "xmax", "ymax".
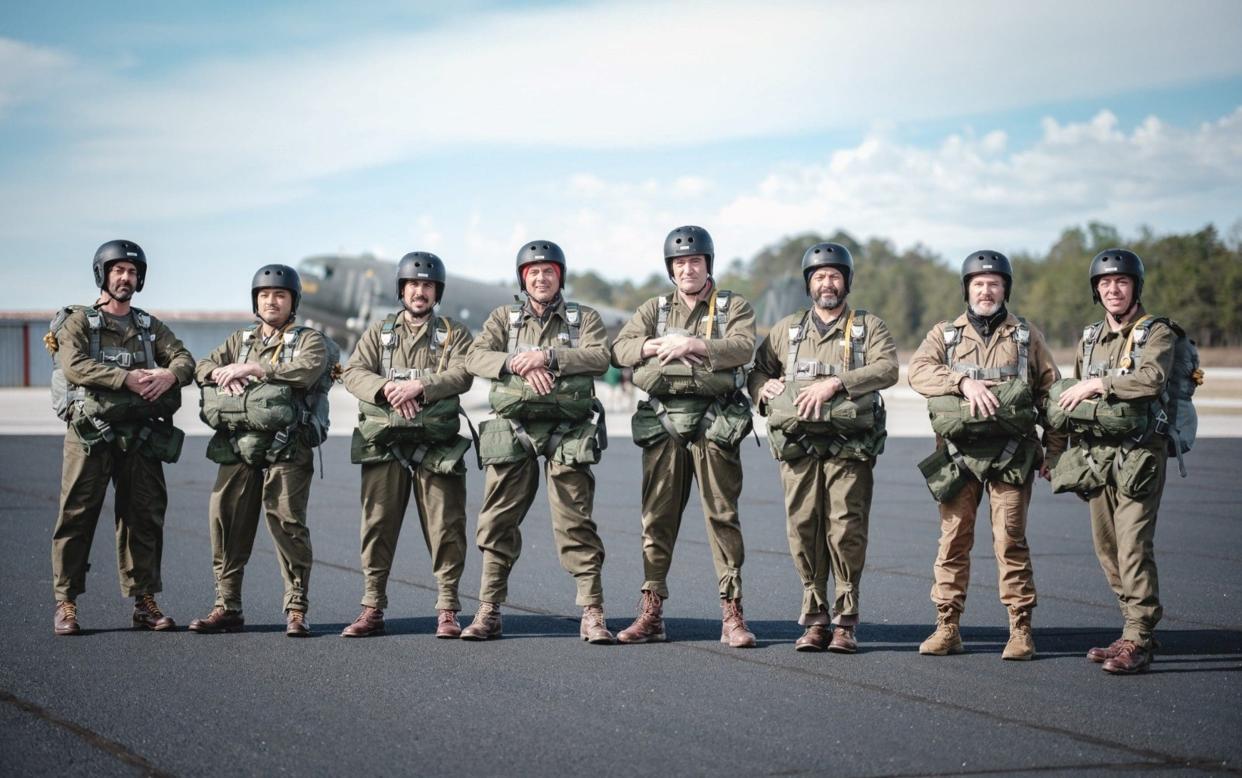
[
  {"xmin": 772, "ymin": 760, "xmax": 1233, "ymax": 777},
  {"xmin": 0, "ymin": 689, "xmax": 174, "ymax": 778},
  {"xmin": 10, "ymin": 514, "xmax": 1235, "ymax": 775},
  {"xmin": 225, "ymin": 528, "xmax": 1242, "ymax": 773}
]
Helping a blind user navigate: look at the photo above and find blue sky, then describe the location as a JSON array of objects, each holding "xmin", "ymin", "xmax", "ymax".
[{"xmin": 2, "ymin": 0, "xmax": 1241, "ymax": 310}]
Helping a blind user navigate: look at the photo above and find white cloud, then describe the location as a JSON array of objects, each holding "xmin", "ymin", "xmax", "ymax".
[
  {"xmin": 716, "ymin": 107, "xmax": 1242, "ymax": 264},
  {"xmin": 5, "ymin": 0, "xmax": 1242, "ymax": 225},
  {"xmin": 459, "ymin": 107, "xmax": 1242, "ymax": 280}
]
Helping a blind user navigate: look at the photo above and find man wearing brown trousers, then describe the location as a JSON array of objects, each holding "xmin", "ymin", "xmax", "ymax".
[{"xmin": 909, "ymin": 250, "xmax": 1064, "ymax": 660}]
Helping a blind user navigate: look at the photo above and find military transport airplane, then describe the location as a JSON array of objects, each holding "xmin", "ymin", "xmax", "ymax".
[{"xmin": 296, "ymin": 253, "xmax": 631, "ymax": 353}]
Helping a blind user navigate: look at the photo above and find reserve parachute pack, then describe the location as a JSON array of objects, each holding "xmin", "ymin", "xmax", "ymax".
[
  {"xmin": 1080, "ymin": 315, "xmax": 1201, "ymax": 476},
  {"xmin": 480, "ymin": 299, "xmax": 607, "ymax": 465},
  {"xmin": 629, "ymin": 289, "xmax": 756, "ymax": 450},
  {"xmin": 763, "ymin": 308, "xmax": 884, "ymax": 449},
  {"xmin": 488, "ymin": 300, "xmax": 598, "ymax": 423},
  {"xmin": 630, "ymin": 393, "xmax": 754, "ymax": 451},
  {"xmin": 46, "ymin": 305, "xmax": 183, "ymax": 460},
  {"xmin": 919, "ymin": 317, "xmax": 1039, "ymax": 501},
  {"xmin": 631, "ymin": 290, "xmax": 746, "ymax": 397},
  {"xmin": 351, "ymin": 313, "xmax": 477, "ymax": 475},
  {"xmin": 201, "ymin": 323, "xmax": 340, "ymax": 467},
  {"xmin": 1044, "ymin": 378, "xmax": 1149, "ymax": 440},
  {"xmin": 926, "ymin": 317, "xmax": 1036, "ymax": 441}
]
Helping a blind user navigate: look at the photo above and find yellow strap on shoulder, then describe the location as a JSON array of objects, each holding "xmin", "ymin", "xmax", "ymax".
[
  {"xmin": 436, "ymin": 317, "xmax": 452, "ymax": 374},
  {"xmin": 842, "ymin": 309, "xmax": 857, "ymax": 369},
  {"xmin": 271, "ymin": 322, "xmax": 295, "ymax": 366},
  {"xmin": 1119, "ymin": 314, "xmax": 1154, "ymax": 370},
  {"xmin": 703, "ymin": 291, "xmax": 717, "ymax": 339}
]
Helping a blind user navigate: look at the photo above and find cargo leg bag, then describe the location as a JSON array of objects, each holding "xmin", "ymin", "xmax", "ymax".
[
  {"xmin": 1112, "ymin": 444, "xmax": 1161, "ymax": 500},
  {"xmin": 917, "ymin": 441, "xmax": 972, "ymax": 502},
  {"xmin": 1050, "ymin": 443, "xmax": 1109, "ymax": 499},
  {"xmin": 630, "ymin": 396, "xmax": 714, "ymax": 449}
]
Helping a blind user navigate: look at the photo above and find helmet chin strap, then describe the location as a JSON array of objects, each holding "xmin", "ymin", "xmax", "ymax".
[
  {"xmin": 684, "ymin": 277, "xmax": 712, "ymax": 298},
  {"xmin": 1106, "ymin": 298, "xmax": 1139, "ymax": 325}
]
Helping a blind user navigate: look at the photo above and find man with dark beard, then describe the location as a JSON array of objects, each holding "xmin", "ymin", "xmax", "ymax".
[
  {"xmin": 340, "ymin": 252, "xmax": 474, "ymax": 639},
  {"xmin": 909, "ymin": 251, "xmax": 1064, "ymax": 660},
  {"xmin": 749, "ymin": 243, "xmax": 898, "ymax": 652},
  {"xmin": 190, "ymin": 265, "xmax": 329, "ymax": 637},
  {"xmin": 50, "ymin": 239, "xmax": 194, "ymax": 635}
]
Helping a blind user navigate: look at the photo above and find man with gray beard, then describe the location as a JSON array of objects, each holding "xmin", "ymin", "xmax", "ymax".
[{"xmin": 909, "ymin": 251, "xmax": 1064, "ymax": 660}]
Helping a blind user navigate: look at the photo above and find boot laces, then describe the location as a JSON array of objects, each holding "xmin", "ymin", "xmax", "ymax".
[
  {"xmin": 723, "ymin": 601, "xmax": 748, "ymax": 632},
  {"xmin": 583, "ymin": 606, "xmax": 605, "ymax": 630},
  {"xmin": 437, "ymin": 610, "xmax": 457, "ymax": 626},
  {"xmin": 59, "ymin": 601, "xmax": 77, "ymax": 620},
  {"xmin": 472, "ymin": 605, "xmax": 497, "ymax": 626},
  {"xmin": 288, "ymin": 610, "xmax": 305, "ymax": 625},
  {"xmin": 139, "ymin": 595, "xmax": 164, "ymax": 618},
  {"xmin": 623, "ymin": 595, "xmax": 661, "ymax": 635}
]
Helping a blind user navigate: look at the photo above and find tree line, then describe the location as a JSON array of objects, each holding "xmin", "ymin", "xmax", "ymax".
[{"xmin": 567, "ymin": 222, "xmax": 1242, "ymax": 350}]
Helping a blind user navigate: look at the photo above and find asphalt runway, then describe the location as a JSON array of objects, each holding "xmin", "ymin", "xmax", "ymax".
[{"xmin": 2, "ymin": 435, "xmax": 1240, "ymax": 776}]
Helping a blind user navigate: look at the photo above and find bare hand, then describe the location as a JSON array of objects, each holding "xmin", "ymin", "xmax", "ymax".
[
  {"xmin": 383, "ymin": 379, "xmax": 425, "ymax": 410},
  {"xmin": 135, "ymin": 368, "xmax": 178, "ymax": 402},
  {"xmin": 960, "ymin": 377, "xmax": 999, "ymax": 418},
  {"xmin": 509, "ymin": 350, "xmax": 549, "ymax": 376},
  {"xmin": 211, "ymin": 363, "xmax": 263, "ymax": 391},
  {"xmin": 392, "ymin": 398, "xmax": 421, "ymax": 420},
  {"xmin": 1039, "ymin": 461, "xmax": 1051, "ymax": 481},
  {"xmin": 795, "ymin": 377, "xmax": 842, "ymax": 420},
  {"xmin": 123, "ymin": 371, "xmax": 147, "ymax": 396},
  {"xmin": 654, "ymin": 334, "xmax": 704, "ymax": 366},
  {"xmin": 759, "ymin": 378, "xmax": 785, "ymax": 403},
  {"xmin": 523, "ymin": 369, "xmax": 556, "ymax": 396},
  {"xmin": 1057, "ymin": 378, "xmax": 1105, "ymax": 411}
]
